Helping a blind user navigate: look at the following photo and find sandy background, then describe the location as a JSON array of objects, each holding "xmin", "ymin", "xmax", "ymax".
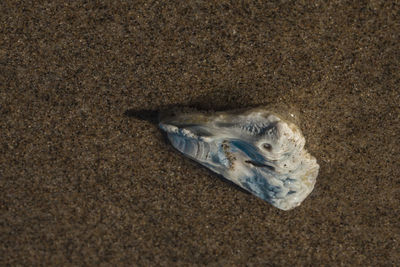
[{"xmin": 1, "ymin": 0, "xmax": 399, "ymax": 265}]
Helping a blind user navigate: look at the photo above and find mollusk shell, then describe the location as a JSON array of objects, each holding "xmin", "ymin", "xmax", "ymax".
[{"xmin": 159, "ymin": 107, "xmax": 319, "ymax": 210}]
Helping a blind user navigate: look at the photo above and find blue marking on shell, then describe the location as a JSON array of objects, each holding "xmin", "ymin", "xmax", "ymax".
[
  {"xmin": 167, "ymin": 132, "xmax": 199, "ymax": 158},
  {"xmin": 241, "ymin": 171, "xmax": 282, "ymax": 202},
  {"xmin": 230, "ymin": 139, "xmax": 265, "ymax": 163}
]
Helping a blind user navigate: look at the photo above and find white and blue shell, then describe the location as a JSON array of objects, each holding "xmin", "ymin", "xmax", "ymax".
[{"xmin": 159, "ymin": 107, "xmax": 319, "ymax": 210}]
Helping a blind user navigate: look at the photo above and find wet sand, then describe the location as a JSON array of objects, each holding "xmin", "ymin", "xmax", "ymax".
[{"xmin": 1, "ymin": 1, "xmax": 399, "ymax": 265}]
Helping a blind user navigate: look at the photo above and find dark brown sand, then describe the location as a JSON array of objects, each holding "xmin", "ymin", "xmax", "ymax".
[{"xmin": 1, "ymin": 1, "xmax": 399, "ymax": 265}]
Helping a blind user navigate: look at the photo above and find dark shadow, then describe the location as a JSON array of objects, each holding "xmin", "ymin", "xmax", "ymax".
[
  {"xmin": 123, "ymin": 108, "xmax": 160, "ymax": 124},
  {"xmin": 123, "ymin": 87, "xmax": 263, "ymax": 123}
]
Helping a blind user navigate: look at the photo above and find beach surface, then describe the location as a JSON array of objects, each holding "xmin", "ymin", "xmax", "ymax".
[{"xmin": 1, "ymin": 1, "xmax": 399, "ymax": 265}]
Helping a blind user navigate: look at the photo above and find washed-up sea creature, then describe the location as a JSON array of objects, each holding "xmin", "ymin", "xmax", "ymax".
[{"xmin": 159, "ymin": 107, "xmax": 319, "ymax": 210}]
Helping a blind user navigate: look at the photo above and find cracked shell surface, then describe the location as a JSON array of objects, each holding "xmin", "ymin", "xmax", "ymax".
[{"xmin": 159, "ymin": 107, "xmax": 319, "ymax": 210}]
